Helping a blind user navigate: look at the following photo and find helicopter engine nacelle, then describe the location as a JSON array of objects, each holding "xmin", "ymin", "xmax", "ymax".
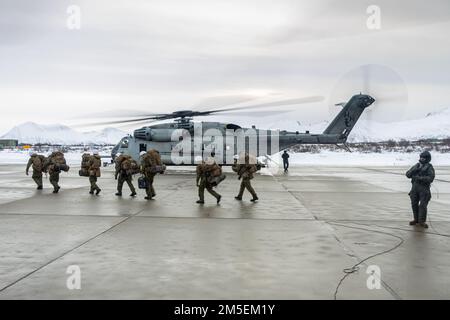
[{"xmin": 134, "ymin": 127, "xmax": 184, "ymax": 142}]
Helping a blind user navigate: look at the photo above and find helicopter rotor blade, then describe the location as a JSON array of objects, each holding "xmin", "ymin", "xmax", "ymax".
[
  {"xmin": 191, "ymin": 94, "xmax": 262, "ymax": 111},
  {"xmin": 72, "ymin": 116, "xmax": 163, "ymax": 128},
  {"xmin": 72, "ymin": 110, "xmax": 168, "ymax": 120},
  {"xmin": 330, "ymin": 64, "xmax": 408, "ymax": 124},
  {"xmin": 196, "ymin": 110, "xmax": 294, "ymax": 117},
  {"xmin": 208, "ymin": 95, "xmax": 324, "ymax": 113}
]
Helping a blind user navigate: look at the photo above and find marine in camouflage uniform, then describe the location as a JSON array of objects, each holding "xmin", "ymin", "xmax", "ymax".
[
  {"xmin": 406, "ymin": 151, "xmax": 435, "ymax": 228},
  {"xmin": 88, "ymin": 152, "xmax": 102, "ymax": 195},
  {"xmin": 46, "ymin": 152, "xmax": 64, "ymax": 193},
  {"xmin": 26, "ymin": 153, "xmax": 44, "ymax": 190},
  {"xmin": 115, "ymin": 154, "xmax": 137, "ymax": 197},
  {"xmin": 196, "ymin": 158, "xmax": 221, "ymax": 204},
  {"xmin": 232, "ymin": 153, "xmax": 259, "ymax": 202},
  {"xmin": 140, "ymin": 150, "xmax": 161, "ymax": 200}
]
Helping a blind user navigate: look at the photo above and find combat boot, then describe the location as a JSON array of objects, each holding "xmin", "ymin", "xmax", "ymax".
[
  {"xmin": 196, "ymin": 200, "xmax": 205, "ymax": 204},
  {"xmin": 96, "ymin": 189, "xmax": 101, "ymax": 195},
  {"xmin": 37, "ymin": 186, "xmax": 43, "ymax": 190},
  {"xmin": 130, "ymin": 192, "xmax": 137, "ymax": 197},
  {"xmin": 250, "ymin": 197, "xmax": 259, "ymax": 202},
  {"xmin": 217, "ymin": 195, "xmax": 221, "ymax": 204},
  {"xmin": 145, "ymin": 196, "xmax": 153, "ymax": 200},
  {"xmin": 409, "ymin": 220, "xmax": 418, "ymax": 226},
  {"xmin": 234, "ymin": 196, "xmax": 242, "ymax": 200},
  {"xmin": 89, "ymin": 191, "xmax": 94, "ymax": 195},
  {"xmin": 115, "ymin": 192, "xmax": 122, "ymax": 196},
  {"xmin": 419, "ymin": 222, "xmax": 429, "ymax": 229}
]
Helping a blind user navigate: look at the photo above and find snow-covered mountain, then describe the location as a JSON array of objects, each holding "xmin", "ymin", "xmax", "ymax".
[
  {"xmin": 1, "ymin": 122, "xmax": 128, "ymax": 145},
  {"xmin": 2, "ymin": 106, "xmax": 450, "ymax": 145},
  {"xmin": 256, "ymin": 106, "xmax": 450, "ymax": 142}
]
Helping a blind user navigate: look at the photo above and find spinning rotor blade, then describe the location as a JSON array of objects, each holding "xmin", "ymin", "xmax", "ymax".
[
  {"xmin": 208, "ymin": 95, "xmax": 325, "ymax": 113},
  {"xmin": 330, "ymin": 64, "xmax": 408, "ymax": 125},
  {"xmin": 72, "ymin": 95, "xmax": 324, "ymax": 128},
  {"xmin": 192, "ymin": 94, "xmax": 262, "ymax": 111},
  {"xmin": 198, "ymin": 110, "xmax": 294, "ymax": 117},
  {"xmin": 73, "ymin": 110, "xmax": 167, "ymax": 119},
  {"xmin": 72, "ymin": 116, "xmax": 163, "ymax": 128}
]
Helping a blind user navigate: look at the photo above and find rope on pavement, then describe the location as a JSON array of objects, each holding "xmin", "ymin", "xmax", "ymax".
[{"xmin": 328, "ymin": 222, "xmax": 404, "ymax": 300}]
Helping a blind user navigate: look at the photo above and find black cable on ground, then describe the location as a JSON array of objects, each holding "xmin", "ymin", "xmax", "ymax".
[
  {"xmin": 327, "ymin": 222, "xmax": 405, "ymax": 300},
  {"xmin": 344, "ymin": 220, "xmax": 450, "ymax": 238}
]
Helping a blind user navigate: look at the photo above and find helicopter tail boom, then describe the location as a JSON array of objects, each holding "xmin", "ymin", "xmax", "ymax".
[{"xmin": 323, "ymin": 94, "xmax": 375, "ymax": 138}]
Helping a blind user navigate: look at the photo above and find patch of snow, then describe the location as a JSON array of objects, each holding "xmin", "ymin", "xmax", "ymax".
[
  {"xmin": 0, "ymin": 150, "xmax": 111, "ymax": 165},
  {"xmin": 1, "ymin": 122, "xmax": 127, "ymax": 145}
]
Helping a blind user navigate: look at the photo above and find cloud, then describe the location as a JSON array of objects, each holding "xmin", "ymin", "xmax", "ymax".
[{"xmin": 1, "ymin": 0, "xmax": 450, "ymax": 134}]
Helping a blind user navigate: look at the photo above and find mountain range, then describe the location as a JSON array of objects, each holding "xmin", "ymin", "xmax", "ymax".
[
  {"xmin": 2, "ymin": 106, "xmax": 450, "ymax": 145},
  {"xmin": 1, "ymin": 122, "xmax": 128, "ymax": 145},
  {"xmin": 214, "ymin": 106, "xmax": 450, "ymax": 143}
]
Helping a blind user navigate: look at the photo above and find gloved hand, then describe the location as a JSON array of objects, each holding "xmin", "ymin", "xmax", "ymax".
[
  {"xmin": 415, "ymin": 176, "xmax": 425, "ymax": 183},
  {"xmin": 26, "ymin": 171, "xmax": 29, "ymax": 176}
]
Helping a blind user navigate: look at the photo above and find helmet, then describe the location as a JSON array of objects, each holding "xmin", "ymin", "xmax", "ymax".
[
  {"xmin": 194, "ymin": 156, "xmax": 203, "ymax": 163},
  {"xmin": 29, "ymin": 152, "xmax": 37, "ymax": 157},
  {"xmin": 419, "ymin": 151, "xmax": 431, "ymax": 163},
  {"xmin": 139, "ymin": 151, "xmax": 146, "ymax": 156},
  {"xmin": 205, "ymin": 157, "xmax": 215, "ymax": 165}
]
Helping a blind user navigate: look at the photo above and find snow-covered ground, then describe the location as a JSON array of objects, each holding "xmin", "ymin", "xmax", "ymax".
[
  {"xmin": 1, "ymin": 122, "xmax": 127, "ymax": 145},
  {"xmin": 0, "ymin": 150, "xmax": 111, "ymax": 166},
  {"xmin": 266, "ymin": 151, "xmax": 450, "ymax": 166},
  {"xmin": 1, "ymin": 149, "xmax": 449, "ymax": 166}
]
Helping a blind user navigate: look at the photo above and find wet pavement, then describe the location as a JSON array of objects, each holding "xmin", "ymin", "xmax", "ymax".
[{"xmin": 0, "ymin": 164, "xmax": 450, "ymax": 299}]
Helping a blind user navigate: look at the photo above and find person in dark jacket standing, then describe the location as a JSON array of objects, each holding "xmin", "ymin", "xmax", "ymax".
[
  {"xmin": 282, "ymin": 150, "xmax": 290, "ymax": 172},
  {"xmin": 406, "ymin": 151, "xmax": 435, "ymax": 228}
]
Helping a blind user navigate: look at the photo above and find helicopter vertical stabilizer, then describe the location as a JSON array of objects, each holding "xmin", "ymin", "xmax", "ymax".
[{"xmin": 323, "ymin": 94, "xmax": 375, "ymax": 138}]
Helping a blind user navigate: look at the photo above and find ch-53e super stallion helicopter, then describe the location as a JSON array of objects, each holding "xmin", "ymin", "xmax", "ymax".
[{"xmin": 97, "ymin": 93, "xmax": 375, "ymax": 165}]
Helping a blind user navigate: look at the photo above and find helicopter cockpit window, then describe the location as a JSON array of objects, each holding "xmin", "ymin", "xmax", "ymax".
[
  {"xmin": 121, "ymin": 139, "xmax": 129, "ymax": 148},
  {"xmin": 226, "ymin": 124, "xmax": 241, "ymax": 130}
]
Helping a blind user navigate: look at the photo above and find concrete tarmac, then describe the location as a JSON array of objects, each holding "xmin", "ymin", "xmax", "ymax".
[{"xmin": 1, "ymin": 164, "xmax": 450, "ymax": 299}]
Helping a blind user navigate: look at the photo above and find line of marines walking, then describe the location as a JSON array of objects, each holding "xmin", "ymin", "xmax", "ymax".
[
  {"xmin": 26, "ymin": 150, "xmax": 435, "ymax": 228},
  {"xmin": 26, "ymin": 149, "xmax": 260, "ymax": 204}
]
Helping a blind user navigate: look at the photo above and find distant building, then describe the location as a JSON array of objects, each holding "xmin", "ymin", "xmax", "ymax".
[{"xmin": 0, "ymin": 139, "xmax": 19, "ymax": 149}]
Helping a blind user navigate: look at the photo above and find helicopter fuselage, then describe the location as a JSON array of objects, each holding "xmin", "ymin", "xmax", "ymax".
[
  {"xmin": 111, "ymin": 94, "xmax": 374, "ymax": 165},
  {"xmin": 112, "ymin": 120, "xmax": 345, "ymax": 165}
]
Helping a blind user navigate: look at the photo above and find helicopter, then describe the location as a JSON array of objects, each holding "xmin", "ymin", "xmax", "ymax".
[{"xmin": 90, "ymin": 93, "xmax": 375, "ymax": 165}]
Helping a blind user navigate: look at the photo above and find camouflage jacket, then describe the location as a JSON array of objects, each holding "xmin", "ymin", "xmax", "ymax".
[
  {"xmin": 406, "ymin": 162, "xmax": 435, "ymax": 187},
  {"xmin": 196, "ymin": 163, "xmax": 219, "ymax": 184},
  {"xmin": 232, "ymin": 163, "xmax": 257, "ymax": 180},
  {"xmin": 26, "ymin": 155, "xmax": 45, "ymax": 174},
  {"xmin": 87, "ymin": 155, "xmax": 102, "ymax": 177},
  {"xmin": 141, "ymin": 150, "xmax": 162, "ymax": 174}
]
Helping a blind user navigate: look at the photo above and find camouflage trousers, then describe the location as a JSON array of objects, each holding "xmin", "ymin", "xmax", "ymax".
[
  {"xmin": 49, "ymin": 172, "xmax": 60, "ymax": 191},
  {"xmin": 32, "ymin": 171, "xmax": 43, "ymax": 188},
  {"xmin": 409, "ymin": 183, "xmax": 432, "ymax": 223},
  {"xmin": 144, "ymin": 173, "xmax": 156, "ymax": 198},
  {"xmin": 118, "ymin": 174, "xmax": 136, "ymax": 194},
  {"xmin": 238, "ymin": 178, "xmax": 257, "ymax": 199},
  {"xmin": 198, "ymin": 179, "xmax": 220, "ymax": 201},
  {"xmin": 89, "ymin": 176, "xmax": 100, "ymax": 193}
]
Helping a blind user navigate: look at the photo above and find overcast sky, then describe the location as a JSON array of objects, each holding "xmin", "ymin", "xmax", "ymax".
[{"xmin": 1, "ymin": 0, "xmax": 450, "ymax": 134}]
